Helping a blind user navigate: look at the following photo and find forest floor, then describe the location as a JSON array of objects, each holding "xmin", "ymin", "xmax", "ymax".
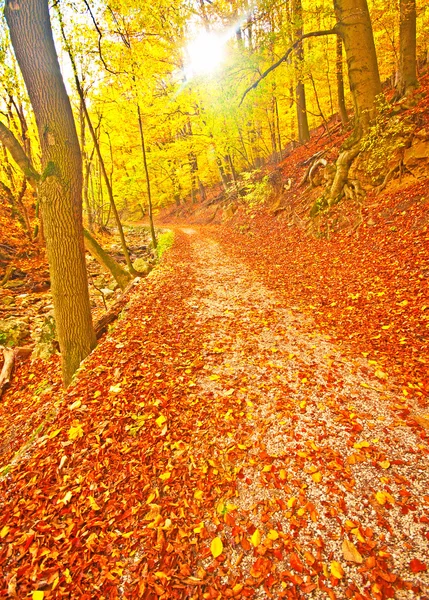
[{"xmin": 1, "ymin": 223, "xmax": 429, "ymax": 599}]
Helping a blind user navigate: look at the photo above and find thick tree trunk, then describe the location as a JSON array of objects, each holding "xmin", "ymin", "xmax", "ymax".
[
  {"xmin": 294, "ymin": 0, "xmax": 310, "ymax": 144},
  {"xmin": 334, "ymin": 0, "xmax": 381, "ymax": 132},
  {"xmin": 329, "ymin": 0, "xmax": 382, "ymax": 203},
  {"xmin": 396, "ymin": 0, "xmax": 418, "ymax": 98},
  {"xmin": 336, "ymin": 35, "xmax": 349, "ymax": 125},
  {"xmin": 5, "ymin": 0, "xmax": 96, "ymax": 387}
]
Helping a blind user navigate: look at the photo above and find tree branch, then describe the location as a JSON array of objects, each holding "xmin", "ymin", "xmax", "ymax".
[
  {"xmin": 239, "ymin": 28, "xmax": 338, "ymax": 106},
  {"xmin": 0, "ymin": 121, "xmax": 40, "ymax": 186}
]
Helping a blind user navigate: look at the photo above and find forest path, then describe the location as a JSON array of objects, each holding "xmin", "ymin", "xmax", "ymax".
[{"xmin": 0, "ymin": 228, "xmax": 428, "ymax": 599}]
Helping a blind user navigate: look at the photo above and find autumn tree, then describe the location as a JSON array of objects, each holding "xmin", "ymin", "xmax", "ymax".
[{"xmin": 5, "ymin": 0, "xmax": 96, "ymax": 387}]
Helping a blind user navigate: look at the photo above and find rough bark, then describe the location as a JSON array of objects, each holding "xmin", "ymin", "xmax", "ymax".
[
  {"xmin": 396, "ymin": 0, "xmax": 418, "ymax": 98},
  {"xmin": 5, "ymin": 0, "xmax": 96, "ymax": 387},
  {"xmin": 329, "ymin": 0, "xmax": 382, "ymax": 203},
  {"xmin": 334, "ymin": 0, "xmax": 381, "ymax": 131}
]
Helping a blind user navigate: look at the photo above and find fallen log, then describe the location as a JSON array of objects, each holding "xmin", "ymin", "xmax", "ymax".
[{"xmin": 0, "ymin": 346, "xmax": 32, "ymax": 398}]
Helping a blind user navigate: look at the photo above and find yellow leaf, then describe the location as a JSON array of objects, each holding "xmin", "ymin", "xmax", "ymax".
[
  {"xmin": 0, "ymin": 526, "xmax": 10, "ymax": 538},
  {"xmin": 262, "ymin": 465, "xmax": 272, "ymax": 472},
  {"xmin": 224, "ymin": 388, "xmax": 235, "ymax": 396},
  {"xmin": 209, "ymin": 374, "xmax": 220, "ymax": 380},
  {"xmin": 237, "ymin": 444, "xmax": 247, "ymax": 450},
  {"xmin": 68, "ymin": 424, "xmax": 84, "ymax": 440},
  {"xmin": 342, "ymin": 539, "xmax": 363, "ymax": 564},
  {"xmin": 159, "ymin": 471, "xmax": 171, "ymax": 481},
  {"xmin": 279, "ymin": 469, "xmax": 287, "ymax": 480},
  {"xmin": 64, "ymin": 568, "xmax": 72, "ymax": 583},
  {"xmin": 109, "ymin": 384, "xmax": 122, "ymax": 394},
  {"xmin": 353, "ymin": 440, "xmax": 370, "ymax": 449},
  {"xmin": 330, "ymin": 561, "xmax": 345, "ymax": 579},
  {"xmin": 397, "ymin": 299, "xmax": 408, "ymax": 307},
  {"xmin": 250, "ymin": 529, "xmax": 261, "ymax": 547},
  {"xmin": 374, "ymin": 370, "xmax": 388, "ymax": 380},
  {"xmin": 68, "ymin": 399, "xmax": 81, "ymax": 410},
  {"xmin": 300, "ymin": 400, "xmax": 306, "ymax": 408},
  {"xmin": 351, "ymin": 527, "xmax": 365, "ymax": 543},
  {"xmin": 194, "ymin": 490, "xmax": 203, "ymax": 500},
  {"xmin": 210, "ymin": 537, "xmax": 223, "ymax": 558},
  {"xmin": 226, "ymin": 503, "xmax": 237, "ymax": 512},
  {"xmin": 379, "ymin": 460, "xmax": 390, "ymax": 469},
  {"xmin": 311, "ymin": 472, "xmax": 322, "ymax": 483},
  {"xmin": 194, "ymin": 522, "xmax": 204, "ymax": 533},
  {"xmin": 58, "ymin": 491, "xmax": 72, "ymax": 505},
  {"xmin": 360, "ymin": 382, "xmax": 370, "ymax": 388},
  {"xmin": 375, "ymin": 490, "xmax": 384, "ymax": 504},
  {"xmin": 88, "ymin": 496, "xmax": 101, "ymax": 511},
  {"xmin": 297, "ymin": 450, "xmax": 308, "ymax": 458},
  {"xmin": 32, "ymin": 592, "xmax": 44, "ymax": 600},
  {"xmin": 155, "ymin": 414, "xmax": 167, "ymax": 427},
  {"xmin": 287, "ymin": 497, "xmax": 297, "ymax": 508},
  {"xmin": 93, "ymin": 390, "xmax": 101, "ymax": 398},
  {"xmin": 48, "ymin": 428, "xmax": 62, "ymax": 439},
  {"xmin": 267, "ymin": 529, "xmax": 279, "ymax": 541},
  {"xmin": 381, "ymin": 324, "xmax": 391, "ymax": 330},
  {"xmin": 232, "ymin": 584, "xmax": 243, "ymax": 595}
]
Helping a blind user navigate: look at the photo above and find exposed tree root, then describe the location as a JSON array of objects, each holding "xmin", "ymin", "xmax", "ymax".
[{"xmin": 0, "ymin": 346, "xmax": 33, "ymax": 399}]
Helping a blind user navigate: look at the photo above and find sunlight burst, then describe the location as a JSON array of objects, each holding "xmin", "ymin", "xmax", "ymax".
[{"xmin": 185, "ymin": 32, "xmax": 227, "ymax": 78}]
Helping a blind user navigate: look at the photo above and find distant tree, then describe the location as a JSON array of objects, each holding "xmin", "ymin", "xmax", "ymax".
[
  {"xmin": 5, "ymin": 0, "xmax": 96, "ymax": 387},
  {"xmin": 396, "ymin": 0, "xmax": 418, "ymax": 98}
]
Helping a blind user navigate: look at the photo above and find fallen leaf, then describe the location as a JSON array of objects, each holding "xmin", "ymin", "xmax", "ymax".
[
  {"xmin": 267, "ymin": 529, "xmax": 279, "ymax": 541},
  {"xmin": 68, "ymin": 423, "xmax": 84, "ymax": 440},
  {"xmin": 409, "ymin": 558, "xmax": 427, "ymax": 573},
  {"xmin": 342, "ymin": 539, "xmax": 363, "ymax": 564},
  {"xmin": 330, "ymin": 560, "xmax": 345, "ymax": 579},
  {"xmin": 211, "ymin": 537, "xmax": 223, "ymax": 558},
  {"xmin": 250, "ymin": 529, "xmax": 261, "ymax": 547}
]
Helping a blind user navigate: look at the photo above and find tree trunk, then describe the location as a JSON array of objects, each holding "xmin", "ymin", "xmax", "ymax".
[
  {"xmin": 5, "ymin": 0, "xmax": 96, "ymax": 387},
  {"xmin": 336, "ymin": 35, "xmax": 349, "ymax": 125},
  {"xmin": 334, "ymin": 0, "xmax": 381, "ymax": 132},
  {"xmin": 137, "ymin": 103, "xmax": 157, "ymax": 249},
  {"xmin": 396, "ymin": 0, "xmax": 418, "ymax": 98},
  {"xmin": 83, "ymin": 228, "xmax": 132, "ymax": 290},
  {"xmin": 329, "ymin": 0, "xmax": 382, "ymax": 203},
  {"xmin": 294, "ymin": 0, "xmax": 310, "ymax": 143}
]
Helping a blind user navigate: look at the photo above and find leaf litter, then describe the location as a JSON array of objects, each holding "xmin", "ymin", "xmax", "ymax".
[{"xmin": 0, "ymin": 227, "xmax": 428, "ymax": 599}]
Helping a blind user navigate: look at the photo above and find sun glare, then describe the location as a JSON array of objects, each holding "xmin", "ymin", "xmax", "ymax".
[{"xmin": 185, "ymin": 32, "xmax": 227, "ymax": 78}]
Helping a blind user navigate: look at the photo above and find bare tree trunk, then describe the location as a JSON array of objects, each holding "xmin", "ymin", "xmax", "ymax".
[
  {"xmin": 5, "ymin": 0, "xmax": 96, "ymax": 387},
  {"xmin": 294, "ymin": 0, "xmax": 310, "ymax": 143},
  {"xmin": 83, "ymin": 228, "xmax": 132, "ymax": 290},
  {"xmin": 336, "ymin": 35, "xmax": 349, "ymax": 125},
  {"xmin": 137, "ymin": 104, "xmax": 157, "ymax": 249},
  {"xmin": 396, "ymin": 0, "xmax": 418, "ymax": 97}
]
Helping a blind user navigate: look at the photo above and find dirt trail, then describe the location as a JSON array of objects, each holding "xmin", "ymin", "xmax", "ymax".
[{"xmin": 0, "ymin": 228, "xmax": 428, "ymax": 599}]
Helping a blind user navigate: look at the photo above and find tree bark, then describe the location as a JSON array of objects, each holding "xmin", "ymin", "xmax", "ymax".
[
  {"xmin": 396, "ymin": 0, "xmax": 418, "ymax": 98},
  {"xmin": 336, "ymin": 35, "xmax": 349, "ymax": 125},
  {"xmin": 334, "ymin": 0, "xmax": 381, "ymax": 132},
  {"xmin": 137, "ymin": 104, "xmax": 157, "ymax": 249},
  {"xmin": 293, "ymin": 0, "xmax": 310, "ymax": 144},
  {"xmin": 5, "ymin": 0, "xmax": 96, "ymax": 387}
]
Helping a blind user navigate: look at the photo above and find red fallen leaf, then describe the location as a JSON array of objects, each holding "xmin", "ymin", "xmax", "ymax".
[
  {"xmin": 301, "ymin": 583, "xmax": 317, "ymax": 593},
  {"xmin": 409, "ymin": 558, "xmax": 427, "ymax": 573},
  {"xmin": 290, "ymin": 552, "xmax": 304, "ymax": 573}
]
